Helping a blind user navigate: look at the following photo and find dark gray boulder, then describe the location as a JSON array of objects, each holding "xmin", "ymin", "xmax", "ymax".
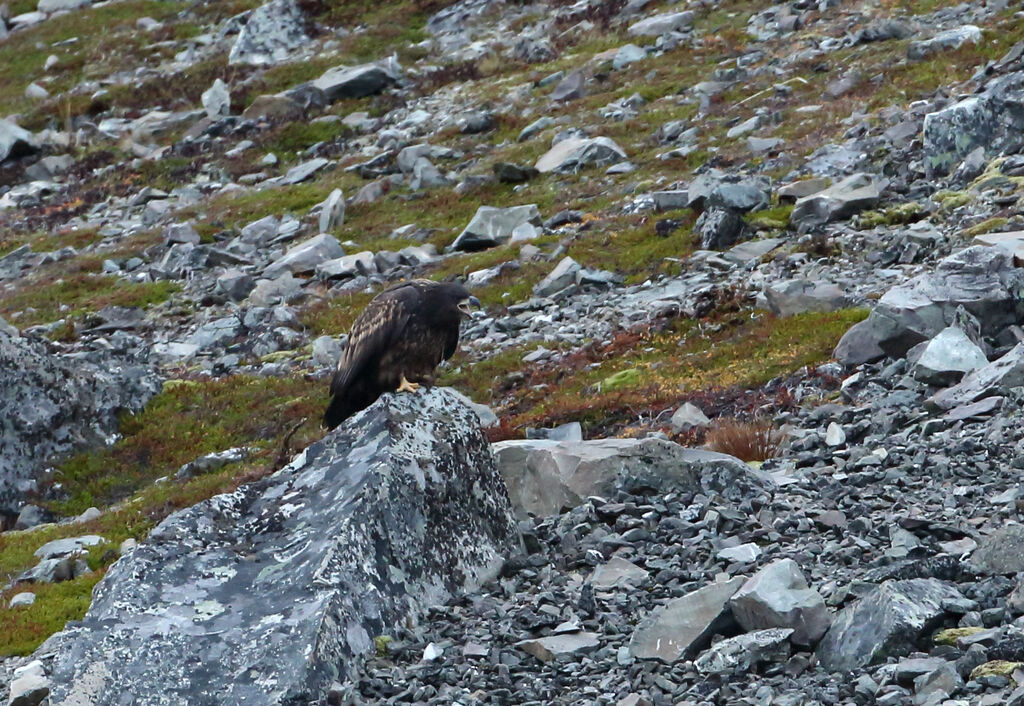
[
  {"xmin": 0, "ymin": 331, "xmax": 158, "ymax": 518},
  {"xmin": 45, "ymin": 387, "xmax": 519, "ymax": 706},
  {"xmin": 923, "ymin": 70, "xmax": 1024, "ymax": 176},
  {"xmin": 816, "ymin": 579, "xmax": 964, "ymax": 672},
  {"xmin": 835, "ymin": 246, "xmax": 1024, "ymax": 365}
]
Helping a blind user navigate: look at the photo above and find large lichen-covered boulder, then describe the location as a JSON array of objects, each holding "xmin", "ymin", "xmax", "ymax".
[
  {"xmin": 0, "ymin": 330, "xmax": 158, "ymax": 518},
  {"xmin": 45, "ymin": 387, "xmax": 519, "ymax": 706}
]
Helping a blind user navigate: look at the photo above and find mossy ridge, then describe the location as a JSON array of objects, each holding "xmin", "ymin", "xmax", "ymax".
[
  {"xmin": 49, "ymin": 374, "xmax": 324, "ymax": 516},
  {"xmin": 457, "ymin": 308, "xmax": 868, "ymax": 435}
]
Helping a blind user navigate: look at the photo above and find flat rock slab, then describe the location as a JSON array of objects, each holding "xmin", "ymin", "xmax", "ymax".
[
  {"xmin": 629, "ymin": 577, "xmax": 745, "ymax": 662},
  {"xmin": 46, "ymin": 388, "xmax": 519, "ymax": 706},
  {"xmin": 517, "ymin": 633, "xmax": 600, "ymax": 662},
  {"xmin": 817, "ymin": 578, "xmax": 964, "ymax": 672},
  {"xmin": 492, "ymin": 437, "xmax": 775, "ymax": 518},
  {"xmin": 975, "ymin": 231, "xmax": 1024, "ymax": 266}
]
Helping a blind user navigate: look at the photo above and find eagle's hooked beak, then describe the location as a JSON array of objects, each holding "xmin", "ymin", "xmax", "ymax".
[{"xmin": 458, "ymin": 296, "xmax": 481, "ymax": 317}]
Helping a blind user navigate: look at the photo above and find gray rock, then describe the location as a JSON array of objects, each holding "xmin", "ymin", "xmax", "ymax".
[
  {"xmin": 590, "ymin": 556, "xmax": 650, "ymax": 589},
  {"xmin": 188, "ymin": 316, "xmax": 243, "ymax": 350},
  {"xmin": 242, "ymin": 94, "xmax": 304, "ymax": 122},
  {"xmin": 35, "ymin": 535, "xmax": 104, "ymax": 560},
  {"xmin": 817, "ymin": 579, "xmax": 965, "ymax": 672},
  {"xmin": 24, "ymin": 154, "xmax": 73, "ymax": 181},
  {"xmin": 693, "ymin": 628, "xmax": 793, "ymax": 675},
  {"xmin": 535, "ymin": 137, "xmax": 627, "ymax": 174},
  {"xmin": 45, "ymin": 388, "xmax": 519, "ymax": 705},
  {"xmin": 311, "ymin": 335, "xmax": 342, "ymax": 368},
  {"xmin": 9, "ymin": 592, "xmax": 35, "ymax": 608},
  {"xmin": 512, "ymin": 36, "xmax": 556, "ymax": 63},
  {"xmin": 264, "ymin": 234, "xmax": 345, "ymax": 278},
  {"xmin": 764, "ymin": 279, "xmax": 851, "ymax": 317},
  {"xmin": 201, "ymin": 78, "xmax": 230, "ymax": 119},
  {"xmin": 517, "ymin": 633, "xmax": 600, "ymax": 662},
  {"xmin": 518, "ymin": 116, "xmax": 553, "ymax": 142},
  {"xmin": 696, "ymin": 207, "xmax": 745, "ymax": 250},
  {"xmin": 835, "ymin": 246, "xmax": 1024, "ymax": 365},
  {"xmin": 825, "ymin": 422, "xmax": 846, "ymax": 447},
  {"xmin": 729, "ymin": 558, "xmax": 831, "ymax": 648},
  {"xmin": 9, "ymin": 661, "xmax": 49, "ymax": 706},
  {"xmin": 281, "ymin": 157, "xmax": 329, "ymax": 184},
  {"xmin": 175, "ymin": 447, "xmax": 252, "ymax": 481},
  {"xmin": 162, "ymin": 222, "xmax": 200, "ymax": 246},
  {"xmin": 313, "ymin": 62, "xmax": 399, "ymax": 102},
  {"xmin": 37, "ymin": 0, "xmax": 86, "ymax": 12},
  {"xmin": 316, "ymin": 252, "xmax": 377, "ymax": 280},
  {"xmin": 0, "ymin": 332, "xmax": 158, "ymax": 516},
  {"xmin": 492, "ymin": 437, "xmax": 774, "ymax": 518},
  {"xmin": 0, "ymin": 117, "xmax": 38, "ymax": 163},
  {"xmin": 913, "ymin": 662, "xmax": 962, "ymax": 705},
  {"xmin": 216, "ymin": 269, "xmax": 256, "ymax": 302},
  {"xmin": 409, "ymin": 157, "xmax": 448, "ymax": 189},
  {"xmin": 451, "ymin": 204, "xmax": 542, "ymax": 251},
  {"xmin": 613, "ymin": 43, "xmax": 646, "ymax": 70},
  {"xmin": 669, "ymin": 402, "xmax": 710, "ymax": 431},
  {"xmin": 628, "ymin": 11, "xmax": 694, "ymax": 36},
  {"xmin": 790, "ymin": 173, "xmax": 884, "ymax": 228},
  {"xmin": 777, "ymin": 177, "xmax": 829, "ymax": 202},
  {"xmin": 969, "ymin": 524, "xmax": 1024, "ymax": 575},
  {"xmin": 628, "ymin": 577, "xmax": 745, "ymax": 662},
  {"xmin": 908, "ymin": 25, "xmax": 981, "ymax": 61},
  {"xmin": 534, "ymin": 256, "xmax": 580, "ymax": 297},
  {"xmin": 318, "ymin": 188, "xmax": 345, "ymax": 233},
  {"xmin": 912, "ymin": 326, "xmax": 988, "ymax": 386},
  {"xmin": 14, "ymin": 504, "xmax": 51, "ymax": 530},
  {"xmin": 928, "ymin": 342, "xmax": 1024, "ymax": 410},
  {"xmin": 494, "ymin": 162, "xmax": 538, "ymax": 183},
  {"xmin": 550, "ymin": 70, "xmax": 586, "ymax": 102},
  {"xmin": 921, "ymin": 71, "xmax": 1024, "ymax": 176},
  {"xmin": 24, "ymin": 82, "xmax": 49, "ymax": 100},
  {"xmin": 228, "ymin": 0, "xmax": 309, "ymax": 65}
]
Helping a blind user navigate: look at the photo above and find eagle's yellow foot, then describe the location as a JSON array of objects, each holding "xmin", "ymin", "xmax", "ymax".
[{"xmin": 397, "ymin": 375, "xmax": 420, "ymax": 393}]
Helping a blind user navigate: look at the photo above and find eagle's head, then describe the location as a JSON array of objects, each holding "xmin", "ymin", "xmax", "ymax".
[{"xmin": 441, "ymin": 282, "xmax": 480, "ymax": 317}]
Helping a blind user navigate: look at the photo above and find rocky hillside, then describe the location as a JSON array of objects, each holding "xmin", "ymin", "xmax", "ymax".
[{"xmin": 4, "ymin": 0, "xmax": 1024, "ymax": 702}]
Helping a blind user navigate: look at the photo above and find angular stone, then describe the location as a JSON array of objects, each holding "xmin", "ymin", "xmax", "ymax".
[
  {"xmin": 318, "ymin": 188, "xmax": 345, "ymax": 233},
  {"xmin": 777, "ymin": 177, "xmax": 829, "ymax": 202},
  {"xmin": 613, "ymin": 43, "xmax": 646, "ymax": 70},
  {"xmin": 629, "ymin": 578, "xmax": 745, "ymax": 662},
  {"xmin": 791, "ymin": 173, "xmax": 884, "ymax": 228},
  {"xmin": 45, "ymin": 388, "xmax": 519, "ymax": 704},
  {"xmin": 316, "ymin": 252, "xmax": 377, "ymax": 280},
  {"xmin": 628, "ymin": 10, "xmax": 694, "ymax": 36},
  {"xmin": 517, "ymin": 633, "xmax": 601, "ymax": 662},
  {"xmin": 764, "ymin": 279, "xmax": 850, "ymax": 317},
  {"xmin": 817, "ymin": 579, "xmax": 965, "ymax": 671},
  {"xmin": 163, "ymin": 222, "xmax": 200, "ymax": 246},
  {"xmin": 242, "ymin": 94, "xmax": 305, "ymax": 122},
  {"xmin": 263, "ymin": 233, "xmax": 345, "ymax": 279},
  {"xmin": 730, "ymin": 558, "xmax": 831, "ymax": 648},
  {"xmin": 492, "ymin": 437, "xmax": 774, "ymax": 518},
  {"xmin": 835, "ymin": 246, "xmax": 1024, "ymax": 365},
  {"xmin": 908, "ymin": 25, "xmax": 981, "ymax": 61},
  {"xmin": 928, "ymin": 343, "xmax": 1024, "ymax": 411},
  {"xmin": 228, "ymin": 0, "xmax": 309, "ymax": 65},
  {"xmin": 0, "ymin": 118, "xmax": 38, "ymax": 163},
  {"xmin": 35, "ymin": 535, "xmax": 104, "ymax": 560},
  {"xmin": 551, "ymin": 70, "xmax": 586, "ymax": 102},
  {"xmin": 216, "ymin": 269, "xmax": 256, "ymax": 302},
  {"xmin": 201, "ymin": 78, "xmax": 230, "ymax": 119},
  {"xmin": 9, "ymin": 592, "xmax": 35, "ymax": 608},
  {"xmin": 313, "ymin": 62, "xmax": 398, "ymax": 102},
  {"xmin": 9, "ymin": 661, "xmax": 49, "ymax": 706},
  {"xmin": 535, "ymin": 137, "xmax": 627, "ymax": 174},
  {"xmin": 969, "ymin": 524, "xmax": 1024, "ymax": 575},
  {"xmin": 693, "ymin": 628, "xmax": 793, "ymax": 675},
  {"xmin": 912, "ymin": 326, "xmax": 988, "ymax": 386},
  {"xmin": 534, "ymin": 256, "xmax": 580, "ymax": 297},
  {"xmin": 590, "ymin": 557, "xmax": 649, "ymax": 589},
  {"xmin": 669, "ymin": 402, "xmax": 710, "ymax": 431},
  {"xmin": 281, "ymin": 157, "xmax": 329, "ymax": 184},
  {"xmin": 451, "ymin": 204, "xmax": 542, "ymax": 251}
]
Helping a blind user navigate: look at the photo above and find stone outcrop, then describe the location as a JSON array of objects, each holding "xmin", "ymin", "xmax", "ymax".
[
  {"xmin": 44, "ymin": 388, "xmax": 519, "ymax": 705},
  {"xmin": 0, "ymin": 331, "xmax": 158, "ymax": 519}
]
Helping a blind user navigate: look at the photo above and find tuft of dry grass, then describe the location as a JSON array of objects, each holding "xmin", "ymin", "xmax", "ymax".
[{"xmin": 704, "ymin": 418, "xmax": 783, "ymax": 462}]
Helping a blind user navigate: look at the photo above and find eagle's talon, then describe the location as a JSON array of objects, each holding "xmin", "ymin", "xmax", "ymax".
[{"xmin": 397, "ymin": 375, "xmax": 420, "ymax": 393}]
